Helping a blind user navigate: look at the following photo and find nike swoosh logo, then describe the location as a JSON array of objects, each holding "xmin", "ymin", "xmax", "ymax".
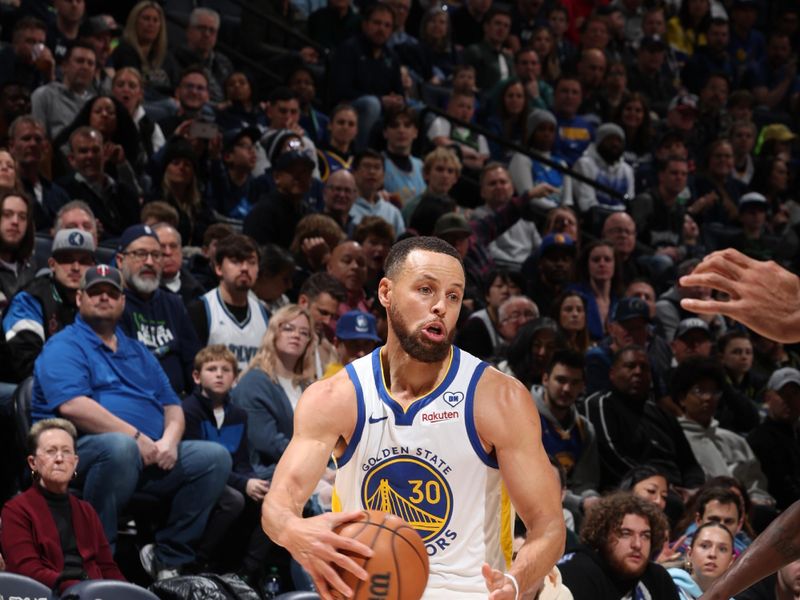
[{"xmin": 368, "ymin": 415, "xmax": 389, "ymax": 424}]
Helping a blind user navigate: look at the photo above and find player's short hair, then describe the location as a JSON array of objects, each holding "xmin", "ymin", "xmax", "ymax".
[
  {"xmin": 383, "ymin": 236, "xmax": 463, "ymax": 280},
  {"xmin": 580, "ymin": 493, "xmax": 669, "ymax": 555},
  {"xmin": 214, "ymin": 233, "xmax": 259, "ymax": 265},
  {"xmin": 299, "ymin": 272, "xmax": 346, "ymax": 303},
  {"xmin": 193, "ymin": 344, "xmax": 238, "ymax": 375}
]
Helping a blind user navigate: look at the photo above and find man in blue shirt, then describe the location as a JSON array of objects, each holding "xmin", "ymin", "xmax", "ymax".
[{"xmin": 32, "ymin": 265, "xmax": 231, "ymax": 580}]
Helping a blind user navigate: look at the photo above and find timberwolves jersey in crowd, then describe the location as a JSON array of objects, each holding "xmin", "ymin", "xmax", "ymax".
[{"xmin": 333, "ymin": 346, "xmax": 513, "ymax": 599}]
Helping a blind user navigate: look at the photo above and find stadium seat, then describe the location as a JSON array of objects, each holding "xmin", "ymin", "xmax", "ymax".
[
  {"xmin": 60, "ymin": 579, "xmax": 159, "ymax": 599},
  {"xmin": 0, "ymin": 572, "xmax": 53, "ymax": 598}
]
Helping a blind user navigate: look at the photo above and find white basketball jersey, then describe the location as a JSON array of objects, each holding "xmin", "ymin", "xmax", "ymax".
[
  {"xmin": 202, "ymin": 288, "xmax": 269, "ymax": 372},
  {"xmin": 333, "ymin": 346, "xmax": 513, "ymax": 599}
]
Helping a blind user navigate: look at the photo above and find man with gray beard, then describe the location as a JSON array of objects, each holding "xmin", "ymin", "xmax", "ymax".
[{"xmin": 117, "ymin": 224, "xmax": 200, "ymax": 395}]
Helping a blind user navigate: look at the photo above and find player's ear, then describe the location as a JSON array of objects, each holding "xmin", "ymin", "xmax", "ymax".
[{"xmin": 377, "ymin": 276, "xmax": 391, "ymax": 308}]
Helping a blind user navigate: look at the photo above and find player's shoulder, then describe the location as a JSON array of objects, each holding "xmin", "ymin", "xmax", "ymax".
[
  {"xmin": 476, "ymin": 363, "xmax": 531, "ymax": 401},
  {"xmin": 300, "ymin": 367, "xmax": 358, "ymax": 411}
]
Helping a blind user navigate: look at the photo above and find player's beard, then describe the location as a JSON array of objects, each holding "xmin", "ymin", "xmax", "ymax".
[{"xmin": 389, "ymin": 303, "xmax": 452, "ymax": 363}]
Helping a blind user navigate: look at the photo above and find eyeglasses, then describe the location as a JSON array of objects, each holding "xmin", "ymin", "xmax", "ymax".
[
  {"xmin": 280, "ymin": 323, "xmax": 311, "ymax": 339},
  {"xmin": 689, "ymin": 386, "xmax": 722, "ymax": 400},
  {"xmin": 123, "ymin": 249, "xmax": 163, "ymax": 261},
  {"xmin": 39, "ymin": 447, "xmax": 76, "ymax": 459},
  {"xmin": 502, "ymin": 310, "xmax": 536, "ymax": 323},
  {"xmin": 327, "ymin": 185, "xmax": 357, "ymax": 195}
]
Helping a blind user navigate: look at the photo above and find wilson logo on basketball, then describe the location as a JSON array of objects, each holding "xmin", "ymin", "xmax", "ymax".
[{"xmin": 369, "ymin": 572, "xmax": 391, "ymax": 597}]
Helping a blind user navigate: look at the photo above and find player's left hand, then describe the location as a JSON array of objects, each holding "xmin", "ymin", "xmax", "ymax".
[
  {"xmin": 153, "ymin": 439, "xmax": 178, "ymax": 470},
  {"xmin": 482, "ymin": 563, "xmax": 518, "ymax": 599}
]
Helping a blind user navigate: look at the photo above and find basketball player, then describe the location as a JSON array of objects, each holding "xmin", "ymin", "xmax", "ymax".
[
  {"xmin": 676, "ymin": 247, "xmax": 800, "ymax": 599},
  {"xmin": 262, "ymin": 237, "xmax": 565, "ymax": 600}
]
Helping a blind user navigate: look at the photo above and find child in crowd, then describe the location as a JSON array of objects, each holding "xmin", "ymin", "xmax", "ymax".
[{"xmin": 182, "ymin": 345, "xmax": 273, "ymax": 585}]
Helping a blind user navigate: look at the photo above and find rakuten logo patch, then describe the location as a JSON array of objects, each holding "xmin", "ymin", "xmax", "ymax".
[{"xmin": 421, "ymin": 410, "xmax": 459, "ymax": 423}]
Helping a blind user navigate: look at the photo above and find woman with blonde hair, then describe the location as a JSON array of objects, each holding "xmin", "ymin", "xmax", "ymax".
[
  {"xmin": 113, "ymin": 1, "xmax": 180, "ymax": 99},
  {"xmin": 232, "ymin": 304, "xmax": 319, "ymax": 481}
]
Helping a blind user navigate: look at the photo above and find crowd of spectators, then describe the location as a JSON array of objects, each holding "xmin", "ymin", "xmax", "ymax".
[{"xmin": 0, "ymin": 0, "xmax": 797, "ymax": 596}]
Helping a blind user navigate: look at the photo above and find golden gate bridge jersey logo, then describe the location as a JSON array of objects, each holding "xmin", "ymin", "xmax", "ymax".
[{"xmin": 361, "ymin": 455, "xmax": 453, "ymax": 543}]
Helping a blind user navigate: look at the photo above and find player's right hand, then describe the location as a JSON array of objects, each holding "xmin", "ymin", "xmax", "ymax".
[{"xmin": 282, "ymin": 510, "xmax": 373, "ymax": 600}]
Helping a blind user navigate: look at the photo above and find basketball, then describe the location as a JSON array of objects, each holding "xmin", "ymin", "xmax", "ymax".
[{"xmin": 332, "ymin": 510, "xmax": 429, "ymax": 600}]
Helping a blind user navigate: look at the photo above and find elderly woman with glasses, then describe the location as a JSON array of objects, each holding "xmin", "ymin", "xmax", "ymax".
[{"xmin": 1, "ymin": 419, "xmax": 125, "ymax": 593}]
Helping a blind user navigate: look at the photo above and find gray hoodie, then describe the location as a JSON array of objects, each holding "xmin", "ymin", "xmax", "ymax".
[
  {"xmin": 533, "ymin": 385, "xmax": 600, "ymax": 516},
  {"xmin": 678, "ymin": 416, "xmax": 773, "ymax": 504}
]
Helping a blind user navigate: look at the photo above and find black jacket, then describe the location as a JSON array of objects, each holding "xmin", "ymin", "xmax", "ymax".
[
  {"xmin": 330, "ymin": 33, "xmax": 404, "ymax": 103},
  {"xmin": 747, "ymin": 417, "xmax": 800, "ymax": 510},
  {"xmin": 582, "ymin": 388, "xmax": 705, "ymax": 490},
  {"xmin": 242, "ymin": 190, "xmax": 312, "ymax": 248},
  {"xmin": 560, "ymin": 546, "xmax": 680, "ymax": 600},
  {"xmin": 57, "ymin": 174, "xmax": 140, "ymax": 240}
]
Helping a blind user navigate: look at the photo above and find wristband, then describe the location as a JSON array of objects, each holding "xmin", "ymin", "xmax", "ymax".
[
  {"xmin": 133, "ymin": 430, "xmax": 141, "ymax": 440},
  {"xmin": 504, "ymin": 573, "xmax": 519, "ymax": 600}
]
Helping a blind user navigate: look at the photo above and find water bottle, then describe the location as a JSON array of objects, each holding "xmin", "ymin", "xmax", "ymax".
[{"xmin": 263, "ymin": 566, "xmax": 281, "ymax": 599}]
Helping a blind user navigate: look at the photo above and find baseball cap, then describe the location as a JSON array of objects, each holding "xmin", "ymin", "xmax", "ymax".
[
  {"xmin": 51, "ymin": 228, "xmax": 96, "ymax": 256},
  {"xmin": 117, "ymin": 224, "xmax": 160, "ymax": 253},
  {"xmin": 79, "ymin": 15, "xmax": 121, "ymax": 37},
  {"xmin": 539, "ymin": 233, "xmax": 576, "ymax": 257},
  {"xmin": 668, "ymin": 93, "xmax": 699, "ymax": 113},
  {"xmin": 336, "ymin": 310, "xmax": 382, "ymax": 342},
  {"xmin": 611, "ymin": 297, "xmax": 650, "ymax": 323},
  {"xmin": 675, "ymin": 318, "xmax": 711, "ymax": 339},
  {"xmin": 81, "ymin": 264, "xmax": 123, "ymax": 292},
  {"xmin": 434, "ymin": 212, "xmax": 471, "ymax": 238},
  {"xmin": 767, "ymin": 367, "xmax": 800, "ymax": 392},
  {"xmin": 761, "ymin": 124, "xmax": 797, "ymax": 143},
  {"xmin": 222, "ymin": 126, "xmax": 260, "ymax": 154},
  {"xmin": 639, "ymin": 34, "xmax": 667, "ymax": 51},
  {"xmin": 738, "ymin": 191, "xmax": 769, "ymax": 210}
]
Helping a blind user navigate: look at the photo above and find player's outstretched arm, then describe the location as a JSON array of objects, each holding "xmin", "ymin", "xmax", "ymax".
[
  {"xmin": 476, "ymin": 369, "xmax": 566, "ymax": 600},
  {"xmin": 702, "ymin": 499, "xmax": 800, "ymax": 599},
  {"xmin": 261, "ymin": 372, "xmax": 373, "ymax": 600},
  {"xmin": 679, "ymin": 248, "xmax": 800, "ymax": 343}
]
